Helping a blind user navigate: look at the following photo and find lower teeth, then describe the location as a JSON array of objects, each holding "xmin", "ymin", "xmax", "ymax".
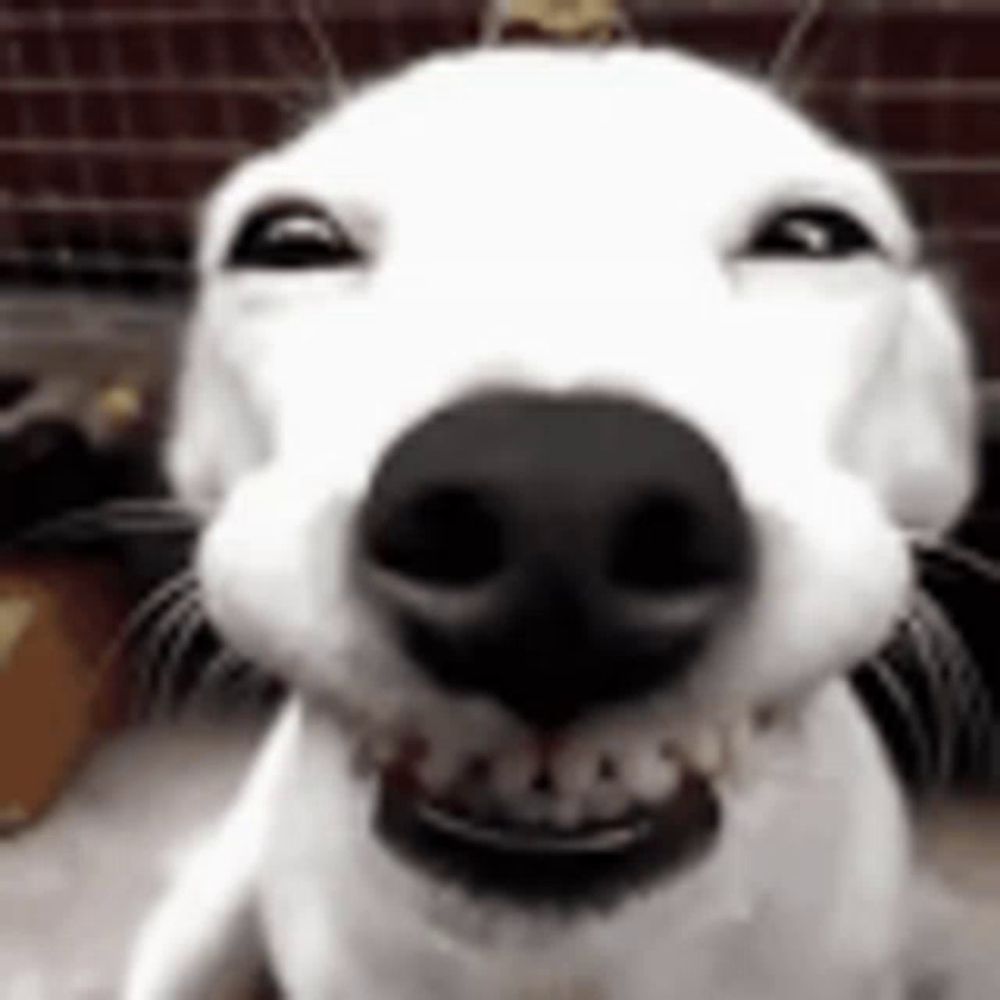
[
  {"xmin": 432, "ymin": 767, "xmax": 679, "ymax": 833},
  {"xmin": 418, "ymin": 799, "xmax": 649, "ymax": 854},
  {"xmin": 507, "ymin": 791, "xmax": 550, "ymax": 825},
  {"xmin": 585, "ymin": 781, "xmax": 632, "ymax": 823}
]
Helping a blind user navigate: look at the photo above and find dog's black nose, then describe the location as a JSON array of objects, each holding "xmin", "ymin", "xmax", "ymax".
[{"xmin": 359, "ymin": 392, "xmax": 753, "ymax": 728}]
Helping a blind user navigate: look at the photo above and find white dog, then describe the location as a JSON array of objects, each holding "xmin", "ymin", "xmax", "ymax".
[{"xmin": 125, "ymin": 47, "xmax": 975, "ymax": 999}]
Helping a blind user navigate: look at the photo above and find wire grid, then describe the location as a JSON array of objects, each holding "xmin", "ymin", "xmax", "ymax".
[{"xmin": 2, "ymin": 0, "xmax": 1000, "ymax": 365}]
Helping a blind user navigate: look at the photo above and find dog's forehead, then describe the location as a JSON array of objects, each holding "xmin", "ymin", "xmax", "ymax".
[
  {"xmin": 327, "ymin": 48, "xmax": 824, "ymax": 177},
  {"xmin": 204, "ymin": 49, "xmax": 906, "ymax": 265},
  {"xmin": 183, "ymin": 48, "xmax": 942, "ymax": 507}
]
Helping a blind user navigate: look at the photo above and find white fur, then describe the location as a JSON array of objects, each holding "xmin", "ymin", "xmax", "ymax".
[{"xmin": 125, "ymin": 48, "xmax": 975, "ymax": 999}]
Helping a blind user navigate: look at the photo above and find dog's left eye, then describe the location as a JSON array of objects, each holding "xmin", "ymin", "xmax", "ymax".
[
  {"xmin": 226, "ymin": 202, "xmax": 365, "ymax": 270},
  {"xmin": 743, "ymin": 205, "xmax": 881, "ymax": 260}
]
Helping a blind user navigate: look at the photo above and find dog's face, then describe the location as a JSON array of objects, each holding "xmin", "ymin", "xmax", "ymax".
[{"xmin": 169, "ymin": 50, "xmax": 973, "ymax": 920}]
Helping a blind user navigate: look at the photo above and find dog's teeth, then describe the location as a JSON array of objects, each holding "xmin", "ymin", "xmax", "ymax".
[
  {"xmin": 622, "ymin": 748, "xmax": 681, "ymax": 804},
  {"xmin": 493, "ymin": 743, "xmax": 539, "ymax": 801},
  {"xmin": 455, "ymin": 781, "xmax": 496, "ymax": 820},
  {"xmin": 597, "ymin": 755, "xmax": 618, "ymax": 780},
  {"xmin": 465, "ymin": 754, "xmax": 492, "ymax": 783},
  {"xmin": 551, "ymin": 796, "xmax": 585, "ymax": 830},
  {"xmin": 368, "ymin": 731, "xmax": 400, "ymax": 767},
  {"xmin": 504, "ymin": 791, "xmax": 549, "ymax": 826},
  {"xmin": 550, "ymin": 743, "xmax": 599, "ymax": 800},
  {"xmin": 584, "ymin": 779, "xmax": 631, "ymax": 823},
  {"xmin": 684, "ymin": 727, "xmax": 724, "ymax": 776},
  {"xmin": 722, "ymin": 717, "xmax": 754, "ymax": 779},
  {"xmin": 416, "ymin": 745, "xmax": 460, "ymax": 795}
]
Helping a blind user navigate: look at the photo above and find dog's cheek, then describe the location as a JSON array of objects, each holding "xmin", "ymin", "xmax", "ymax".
[
  {"xmin": 194, "ymin": 466, "xmax": 352, "ymax": 691},
  {"xmin": 694, "ymin": 454, "xmax": 912, "ymax": 710},
  {"xmin": 834, "ymin": 275, "xmax": 974, "ymax": 538}
]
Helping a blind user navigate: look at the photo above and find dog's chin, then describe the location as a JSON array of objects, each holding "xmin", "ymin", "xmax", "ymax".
[{"xmin": 375, "ymin": 766, "xmax": 720, "ymax": 913}]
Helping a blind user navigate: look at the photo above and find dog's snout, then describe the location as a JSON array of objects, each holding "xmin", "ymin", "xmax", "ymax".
[{"xmin": 359, "ymin": 392, "xmax": 753, "ymax": 727}]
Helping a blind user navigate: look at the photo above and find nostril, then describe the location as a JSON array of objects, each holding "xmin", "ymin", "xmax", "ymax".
[
  {"xmin": 365, "ymin": 485, "xmax": 506, "ymax": 587},
  {"xmin": 606, "ymin": 493, "xmax": 736, "ymax": 594}
]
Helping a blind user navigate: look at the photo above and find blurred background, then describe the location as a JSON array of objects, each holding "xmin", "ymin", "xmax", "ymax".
[{"xmin": 0, "ymin": 1, "xmax": 999, "ymax": 997}]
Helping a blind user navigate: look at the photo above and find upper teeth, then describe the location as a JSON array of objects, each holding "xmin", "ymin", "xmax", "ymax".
[
  {"xmin": 377, "ymin": 716, "xmax": 754, "ymax": 831},
  {"xmin": 492, "ymin": 741, "xmax": 539, "ymax": 799},
  {"xmin": 625, "ymin": 746, "xmax": 682, "ymax": 804},
  {"xmin": 681, "ymin": 727, "xmax": 725, "ymax": 776}
]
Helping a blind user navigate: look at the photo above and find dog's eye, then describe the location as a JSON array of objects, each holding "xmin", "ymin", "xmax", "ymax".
[
  {"xmin": 226, "ymin": 202, "xmax": 365, "ymax": 269},
  {"xmin": 743, "ymin": 205, "xmax": 880, "ymax": 259}
]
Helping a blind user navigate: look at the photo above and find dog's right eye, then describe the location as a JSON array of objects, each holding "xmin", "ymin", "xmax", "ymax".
[
  {"xmin": 226, "ymin": 201, "xmax": 365, "ymax": 270},
  {"xmin": 742, "ymin": 205, "xmax": 882, "ymax": 260}
]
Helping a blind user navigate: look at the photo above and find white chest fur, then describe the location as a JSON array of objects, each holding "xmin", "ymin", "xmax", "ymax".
[{"xmin": 235, "ymin": 683, "xmax": 906, "ymax": 1000}]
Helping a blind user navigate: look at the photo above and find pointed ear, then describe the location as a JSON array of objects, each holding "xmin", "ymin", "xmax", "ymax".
[{"xmin": 878, "ymin": 273, "xmax": 976, "ymax": 537}]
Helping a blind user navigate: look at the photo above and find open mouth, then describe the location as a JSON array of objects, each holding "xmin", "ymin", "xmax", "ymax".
[{"xmin": 373, "ymin": 726, "xmax": 729, "ymax": 911}]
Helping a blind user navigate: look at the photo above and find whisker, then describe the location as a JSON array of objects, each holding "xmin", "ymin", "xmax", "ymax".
[
  {"xmin": 480, "ymin": 1, "xmax": 507, "ymax": 47},
  {"xmin": 102, "ymin": 567, "xmax": 199, "ymax": 702},
  {"xmin": 188, "ymin": 644, "xmax": 275, "ymax": 711},
  {"xmin": 197, "ymin": 645, "xmax": 243, "ymax": 694},
  {"xmin": 769, "ymin": 0, "xmax": 827, "ymax": 89},
  {"xmin": 917, "ymin": 536, "xmax": 1000, "ymax": 587},
  {"xmin": 899, "ymin": 606, "xmax": 957, "ymax": 784},
  {"xmin": 909, "ymin": 589, "xmax": 1000, "ymax": 781},
  {"xmin": 10, "ymin": 497, "xmax": 198, "ymax": 548},
  {"xmin": 291, "ymin": 0, "xmax": 347, "ymax": 102},
  {"xmin": 92, "ymin": 497, "xmax": 192, "ymax": 514},
  {"xmin": 257, "ymin": 1, "xmax": 332, "ymax": 121},
  {"xmin": 135, "ymin": 586, "xmax": 205, "ymax": 711},
  {"xmin": 48, "ymin": 496, "xmax": 189, "ymax": 518},
  {"xmin": 140, "ymin": 588, "xmax": 209, "ymax": 714},
  {"xmin": 859, "ymin": 653, "xmax": 938, "ymax": 788},
  {"xmin": 114, "ymin": 566, "xmax": 198, "ymax": 649},
  {"xmin": 159, "ymin": 596, "xmax": 209, "ymax": 693}
]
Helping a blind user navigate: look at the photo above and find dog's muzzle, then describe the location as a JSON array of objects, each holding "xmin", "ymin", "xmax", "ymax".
[
  {"xmin": 356, "ymin": 391, "xmax": 751, "ymax": 906},
  {"xmin": 358, "ymin": 390, "xmax": 754, "ymax": 727}
]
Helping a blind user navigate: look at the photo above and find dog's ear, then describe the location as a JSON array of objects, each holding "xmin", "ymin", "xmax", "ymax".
[
  {"xmin": 164, "ymin": 153, "xmax": 280, "ymax": 514},
  {"xmin": 165, "ymin": 160, "xmax": 273, "ymax": 515},
  {"xmin": 868, "ymin": 274, "xmax": 976, "ymax": 538},
  {"xmin": 165, "ymin": 323, "xmax": 269, "ymax": 516}
]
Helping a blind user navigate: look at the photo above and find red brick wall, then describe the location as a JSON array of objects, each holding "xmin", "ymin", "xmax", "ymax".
[{"xmin": 2, "ymin": 2, "xmax": 1000, "ymax": 371}]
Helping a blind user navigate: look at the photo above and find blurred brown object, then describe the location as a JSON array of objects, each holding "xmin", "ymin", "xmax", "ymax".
[
  {"xmin": 0, "ymin": 556, "xmax": 131, "ymax": 832},
  {"xmin": 489, "ymin": 0, "xmax": 628, "ymax": 42}
]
